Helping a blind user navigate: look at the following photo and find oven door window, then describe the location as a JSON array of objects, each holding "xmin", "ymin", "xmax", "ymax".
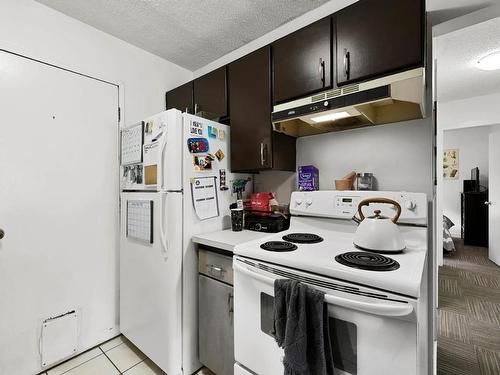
[{"xmin": 260, "ymin": 293, "xmax": 357, "ymax": 374}]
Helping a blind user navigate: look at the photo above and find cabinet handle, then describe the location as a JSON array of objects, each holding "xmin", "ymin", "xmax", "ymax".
[
  {"xmin": 0, "ymin": 228, "xmax": 4, "ymax": 239},
  {"xmin": 194, "ymin": 103, "xmax": 199, "ymax": 114},
  {"xmin": 319, "ymin": 58, "xmax": 325, "ymax": 86},
  {"xmin": 260, "ymin": 142, "xmax": 265, "ymax": 166},
  {"xmin": 185, "ymin": 106, "xmax": 189, "ymax": 113},
  {"xmin": 343, "ymin": 48, "xmax": 350, "ymax": 79},
  {"xmin": 228, "ymin": 293, "xmax": 234, "ymax": 316},
  {"xmin": 208, "ymin": 264, "xmax": 225, "ymax": 278}
]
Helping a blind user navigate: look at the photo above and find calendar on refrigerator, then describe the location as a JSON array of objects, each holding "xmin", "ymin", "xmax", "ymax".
[
  {"xmin": 121, "ymin": 123, "xmax": 144, "ymax": 166},
  {"xmin": 126, "ymin": 200, "xmax": 153, "ymax": 243}
]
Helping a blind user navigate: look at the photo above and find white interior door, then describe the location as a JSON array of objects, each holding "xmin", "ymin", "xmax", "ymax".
[
  {"xmin": 0, "ymin": 51, "xmax": 119, "ymax": 375},
  {"xmin": 489, "ymin": 128, "xmax": 500, "ymax": 266}
]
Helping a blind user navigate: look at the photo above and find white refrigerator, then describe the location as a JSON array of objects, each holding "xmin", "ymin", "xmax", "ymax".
[{"xmin": 119, "ymin": 109, "xmax": 250, "ymax": 375}]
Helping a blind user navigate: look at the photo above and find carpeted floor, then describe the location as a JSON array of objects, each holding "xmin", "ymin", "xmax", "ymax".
[{"xmin": 438, "ymin": 238, "xmax": 500, "ymax": 375}]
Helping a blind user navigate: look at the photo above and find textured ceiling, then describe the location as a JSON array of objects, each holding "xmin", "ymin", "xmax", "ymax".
[
  {"xmin": 35, "ymin": 0, "xmax": 330, "ymax": 70},
  {"xmin": 437, "ymin": 17, "xmax": 500, "ymax": 102},
  {"xmin": 34, "ymin": 0, "xmax": 500, "ymax": 73},
  {"xmin": 427, "ymin": 0, "xmax": 496, "ymax": 25}
]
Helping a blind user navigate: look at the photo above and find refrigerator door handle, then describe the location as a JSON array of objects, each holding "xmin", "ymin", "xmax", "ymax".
[
  {"xmin": 159, "ymin": 132, "xmax": 168, "ymax": 191},
  {"xmin": 159, "ymin": 191, "xmax": 169, "ymax": 260}
]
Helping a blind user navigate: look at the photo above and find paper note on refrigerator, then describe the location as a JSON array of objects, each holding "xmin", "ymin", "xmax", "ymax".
[{"xmin": 191, "ymin": 176, "xmax": 219, "ymax": 220}]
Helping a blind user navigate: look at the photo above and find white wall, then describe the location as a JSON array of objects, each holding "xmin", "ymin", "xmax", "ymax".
[
  {"xmin": 297, "ymin": 119, "xmax": 433, "ymax": 196},
  {"xmin": 253, "ymin": 116, "xmax": 433, "ymax": 204},
  {"xmin": 253, "ymin": 171, "xmax": 297, "ymax": 203},
  {"xmin": 439, "ymin": 92, "xmax": 500, "ymax": 130},
  {"xmin": 442, "ymin": 126, "xmax": 490, "ymax": 236},
  {"xmin": 0, "ymin": 0, "xmax": 193, "ymax": 125}
]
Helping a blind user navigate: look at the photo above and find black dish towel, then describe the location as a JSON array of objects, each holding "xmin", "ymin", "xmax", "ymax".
[{"xmin": 273, "ymin": 279, "xmax": 335, "ymax": 375}]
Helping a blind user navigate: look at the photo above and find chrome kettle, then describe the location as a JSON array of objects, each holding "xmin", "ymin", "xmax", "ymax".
[{"xmin": 353, "ymin": 198, "xmax": 405, "ymax": 253}]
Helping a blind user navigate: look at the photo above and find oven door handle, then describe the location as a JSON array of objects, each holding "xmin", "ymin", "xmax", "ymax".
[
  {"xmin": 234, "ymin": 261, "xmax": 414, "ymax": 318},
  {"xmin": 323, "ymin": 294, "xmax": 413, "ymax": 317}
]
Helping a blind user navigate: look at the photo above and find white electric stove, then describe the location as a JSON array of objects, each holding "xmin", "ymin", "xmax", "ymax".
[{"xmin": 233, "ymin": 190, "xmax": 430, "ymax": 375}]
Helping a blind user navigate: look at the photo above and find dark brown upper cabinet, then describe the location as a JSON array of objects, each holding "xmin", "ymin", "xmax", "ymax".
[
  {"xmin": 229, "ymin": 47, "xmax": 295, "ymax": 172},
  {"xmin": 273, "ymin": 17, "xmax": 332, "ymax": 104},
  {"xmin": 193, "ymin": 67, "xmax": 227, "ymax": 120},
  {"xmin": 166, "ymin": 82, "xmax": 193, "ymax": 113},
  {"xmin": 336, "ymin": 0, "xmax": 424, "ymax": 86}
]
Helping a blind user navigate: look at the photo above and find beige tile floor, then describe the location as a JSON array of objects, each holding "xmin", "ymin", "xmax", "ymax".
[{"xmin": 39, "ymin": 335, "xmax": 215, "ymax": 375}]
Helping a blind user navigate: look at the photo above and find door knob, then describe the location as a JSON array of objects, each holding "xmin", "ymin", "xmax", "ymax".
[{"xmin": 0, "ymin": 228, "xmax": 4, "ymax": 239}]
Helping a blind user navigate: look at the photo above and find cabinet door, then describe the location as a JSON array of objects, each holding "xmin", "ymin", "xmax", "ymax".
[
  {"xmin": 229, "ymin": 47, "xmax": 273, "ymax": 171},
  {"xmin": 464, "ymin": 192, "xmax": 489, "ymax": 247},
  {"xmin": 198, "ymin": 275, "xmax": 234, "ymax": 375},
  {"xmin": 166, "ymin": 81, "xmax": 193, "ymax": 113},
  {"xmin": 336, "ymin": 0, "xmax": 424, "ymax": 85},
  {"xmin": 193, "ymin": 66, "xmax": 227, "ymax": 119},
  {"xmin": 273, "ymin": 17, "xmax": 332, "ymax": 104}
]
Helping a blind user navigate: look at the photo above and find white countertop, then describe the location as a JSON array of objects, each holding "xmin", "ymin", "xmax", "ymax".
[{"xmin": 192, "ymin": 229, "xmax": 271, "ymax": 253}]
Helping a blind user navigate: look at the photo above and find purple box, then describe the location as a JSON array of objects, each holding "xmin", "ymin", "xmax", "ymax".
[{"xmin": 298, "ymin": 165, "xmax": 319, "ymax": 191}]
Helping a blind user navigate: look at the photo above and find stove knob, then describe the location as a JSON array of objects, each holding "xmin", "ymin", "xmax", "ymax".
[
  {"xmin": 305, "ymin": 197, "xmax": 313, "ymax": 207},
  {"xmin": 295, "ymin": 198, "xmax": 303, "ymax": 207},
  {"xmin": 254, "ymin": 223, "xmax": 262, "ymax": 231},
  {"xmin": 405, "ymin": 200, "xmax": 416, "ymax": 211}
]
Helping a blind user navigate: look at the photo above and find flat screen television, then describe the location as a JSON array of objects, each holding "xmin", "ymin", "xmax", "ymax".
[{"xmin": 471, "ymin": 167, "xmax": 480, "ymax": 191}]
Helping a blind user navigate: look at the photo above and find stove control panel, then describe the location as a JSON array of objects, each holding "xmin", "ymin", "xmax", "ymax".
[
  {"xmin": 334, "ymin": 196, "xmax": 361, "ymax": 215},
  {"xmin": 290, "ymin": 191, "xmax": 427, "ymax": 225}
]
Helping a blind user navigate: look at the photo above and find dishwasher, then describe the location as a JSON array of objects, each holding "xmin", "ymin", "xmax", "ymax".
[{"xmin": 198, "ymin": 248, "xmax": 234, "ymax": 375}]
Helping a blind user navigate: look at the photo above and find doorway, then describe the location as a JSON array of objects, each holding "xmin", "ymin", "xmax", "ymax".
[
  {"xmin": 434, "ymin": 9, "xmax": 500, "ymax": 374},
  {"xmin": 438, "ymin": 124, "xmax": 500, "ymax": 374}
]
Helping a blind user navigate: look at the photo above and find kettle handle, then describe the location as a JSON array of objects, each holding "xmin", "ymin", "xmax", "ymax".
[{"xmin": 358, "ymin": 198, "xmax": 402, "ymax": 224}]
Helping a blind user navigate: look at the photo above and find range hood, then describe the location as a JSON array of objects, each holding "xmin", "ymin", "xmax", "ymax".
[{"xmin": 272, "ymin": 68, "xmax": 426, "ymax": 137}]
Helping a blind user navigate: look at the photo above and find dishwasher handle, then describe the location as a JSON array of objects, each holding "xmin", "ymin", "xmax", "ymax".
[{"xmin": 234, "ymin": 261, "xmax": 414, "ymax": 318}]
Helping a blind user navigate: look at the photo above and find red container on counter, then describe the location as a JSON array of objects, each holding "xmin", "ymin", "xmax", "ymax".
[{"xmin": 251, "ymin": 192, "xmax": 274, "ymax": 216}]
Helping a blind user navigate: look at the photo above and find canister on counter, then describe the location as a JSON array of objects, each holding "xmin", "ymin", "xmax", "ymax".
[{"xmin": 356, "ymin": 173, "xmax": 374, "ymax": 190}]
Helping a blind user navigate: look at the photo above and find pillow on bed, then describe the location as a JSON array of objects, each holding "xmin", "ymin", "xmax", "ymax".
[{"xmin": 443, "ymin": 215, "xmax": 454, "ymax": 230}]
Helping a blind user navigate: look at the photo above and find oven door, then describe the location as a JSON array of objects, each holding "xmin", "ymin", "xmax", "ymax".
[{"xmin": 234, "ymin": 257, "xmax": 419, "ymax": 375}]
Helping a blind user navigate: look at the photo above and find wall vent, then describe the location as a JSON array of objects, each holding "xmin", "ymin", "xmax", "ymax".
[{"xmin": 41, "ymin": 311, "xmax": 78, "ymax": 368}]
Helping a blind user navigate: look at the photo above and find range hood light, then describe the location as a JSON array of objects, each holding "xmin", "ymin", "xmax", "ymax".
[
  {"xmin": 476, "ymin": 51, "xmax": 500, "ymax": 71},
  {"xmin": 310, "ymin": 111, "xmax": 352, "ymax": 123}
]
